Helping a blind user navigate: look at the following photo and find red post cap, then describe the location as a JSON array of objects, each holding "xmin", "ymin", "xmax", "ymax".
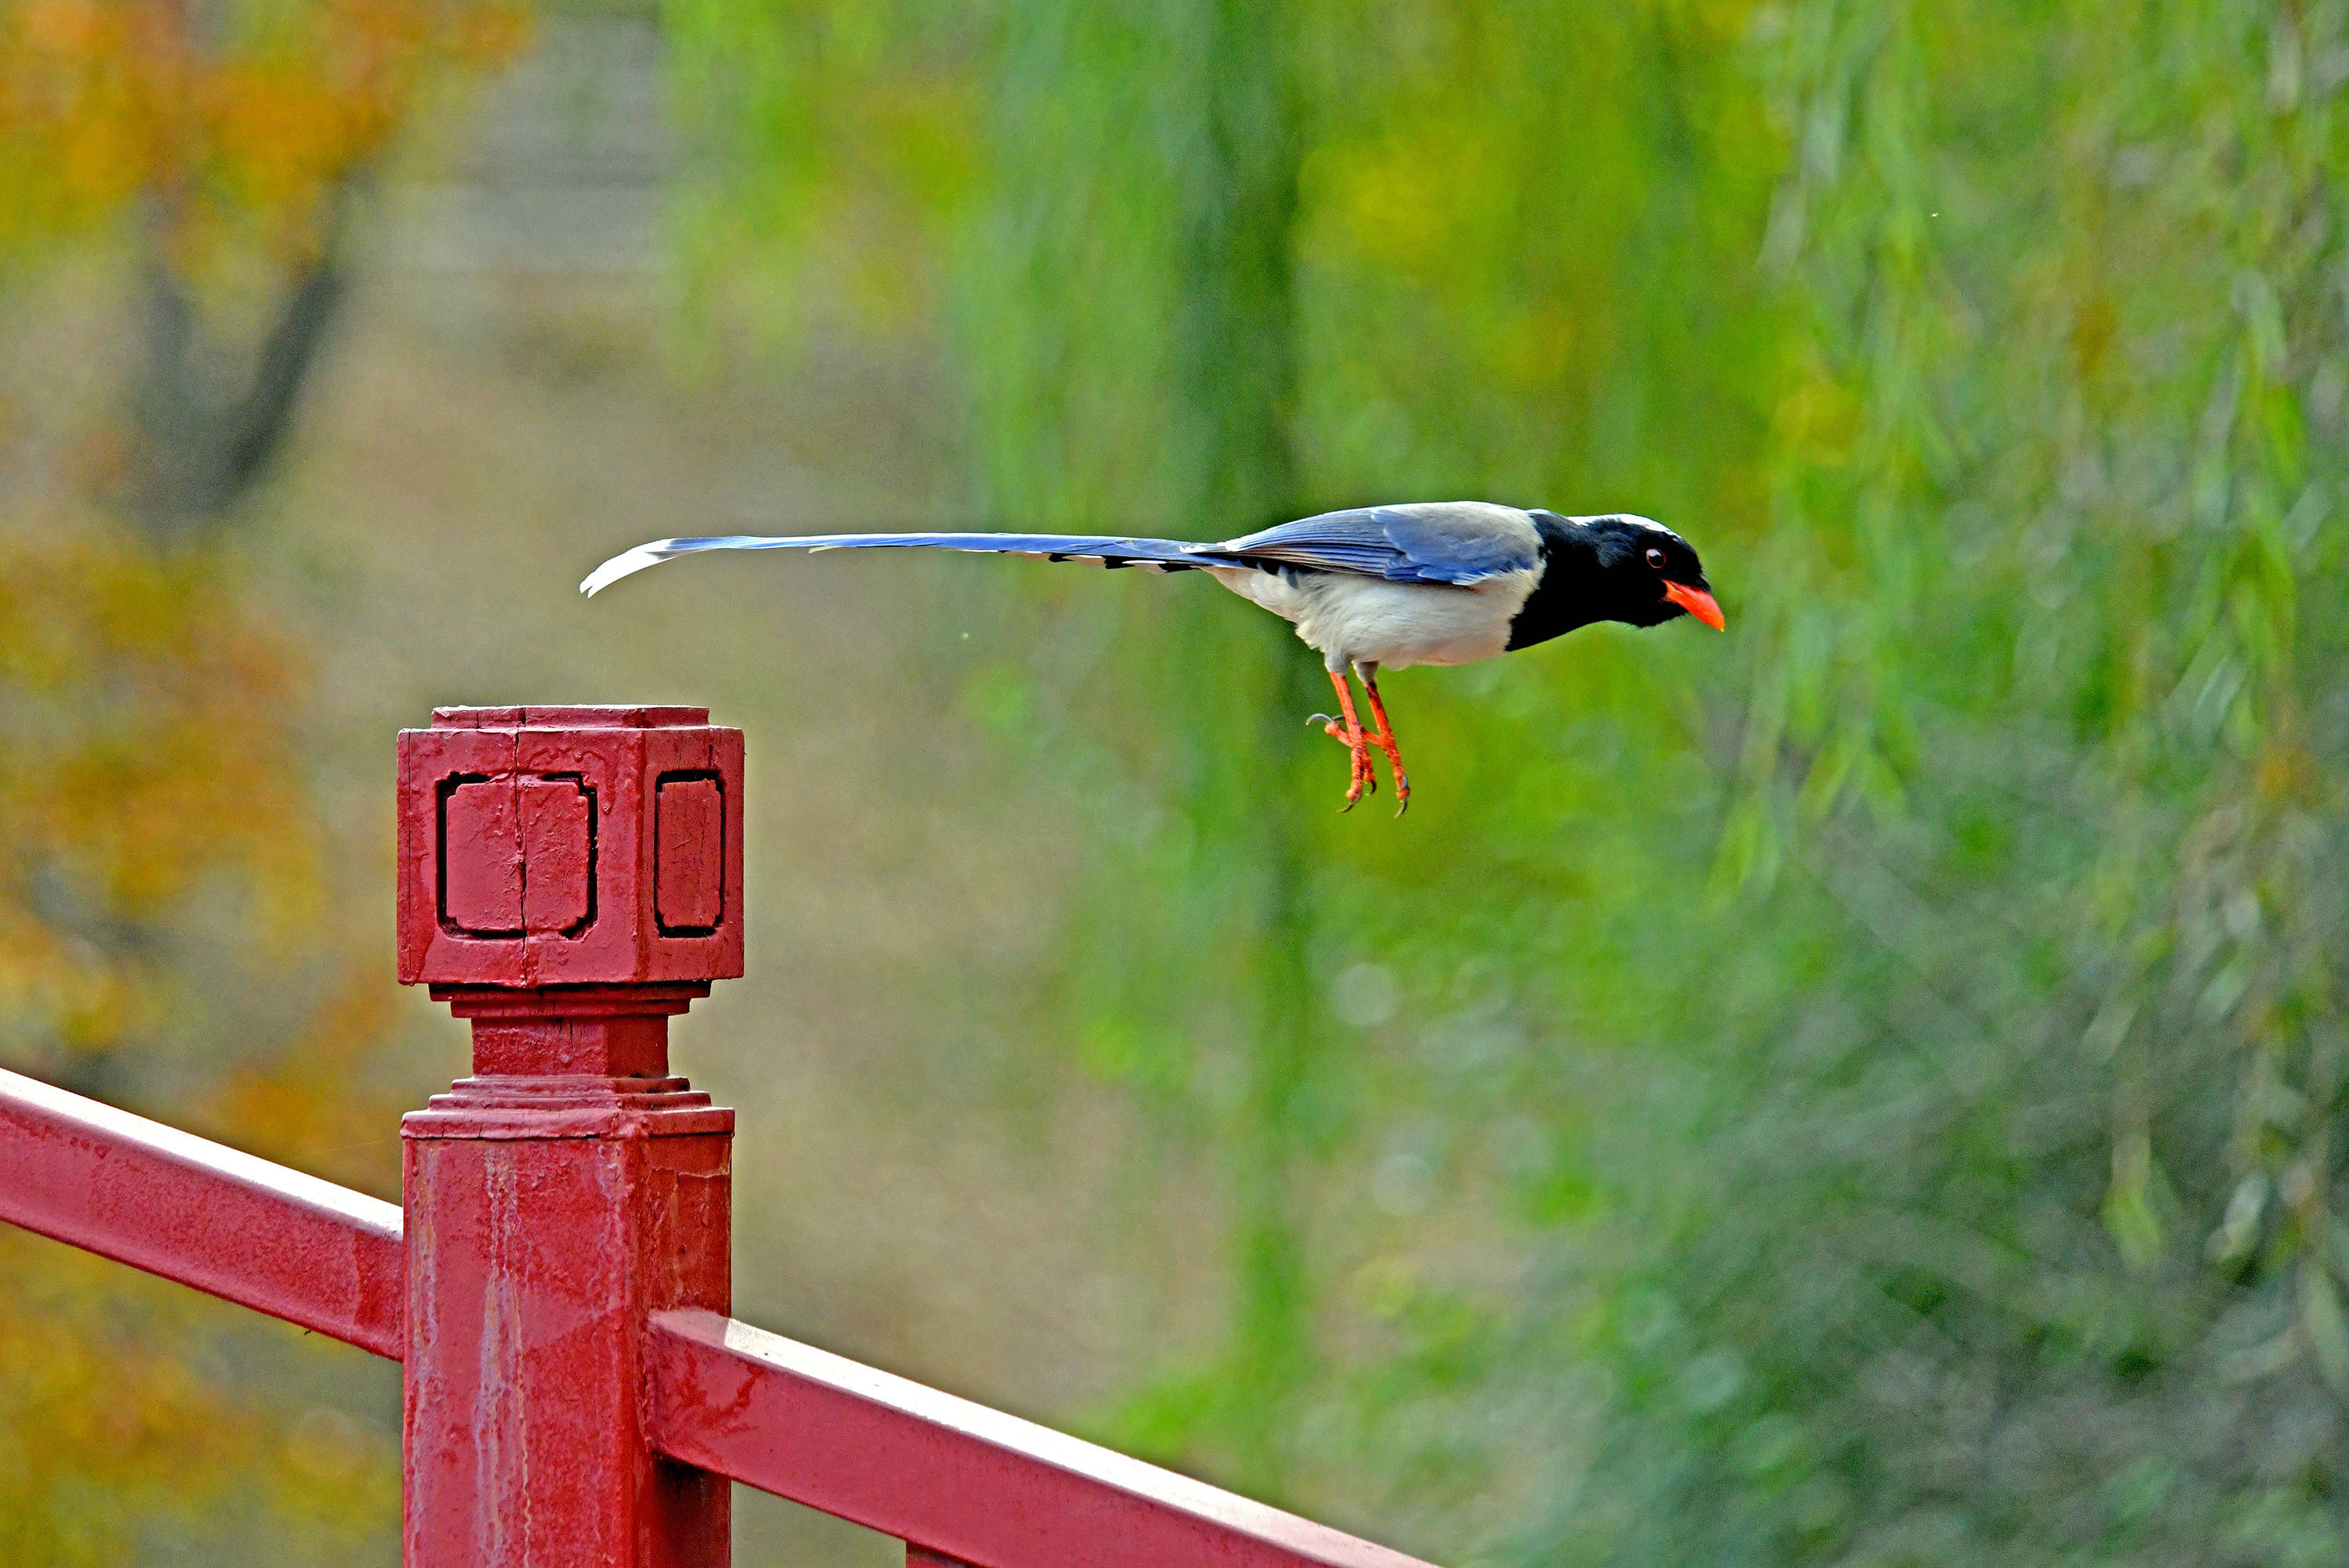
[{"xmin": 396, "ymin": 706, "xmax": 745, "ymax": 990}]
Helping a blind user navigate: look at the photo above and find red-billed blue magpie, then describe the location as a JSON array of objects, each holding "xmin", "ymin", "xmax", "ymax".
[{"xmin": 583, "ymin": 502, "xmax": 1723, "ymax": 813}]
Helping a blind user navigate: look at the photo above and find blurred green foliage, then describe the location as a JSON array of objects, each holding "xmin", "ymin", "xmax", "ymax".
[{"xmin": 669, "ymin": 0, "xmax": 2349, "ymax": 1563}]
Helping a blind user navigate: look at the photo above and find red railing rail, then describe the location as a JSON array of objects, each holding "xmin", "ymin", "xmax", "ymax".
[
  {"xmin": 0, "ymin": 1065, "xmax": 404, "ymax": 1357},
  {"xmin": 646, "ymin": 1310, "xmax": 1431, "ymax": 1568},
  {"xmin": 0, "ymin": 705, "xmax": 1444, "ymax": 1568}
]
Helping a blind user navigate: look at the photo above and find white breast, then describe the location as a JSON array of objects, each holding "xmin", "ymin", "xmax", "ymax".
[{"xmin": 1204, "ymin": 564, "xmax": 1540, "ymax": 672}]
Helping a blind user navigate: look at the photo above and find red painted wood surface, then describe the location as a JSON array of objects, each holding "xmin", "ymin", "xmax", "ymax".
[
  {"xmin": 0, "ymin": 701, "xmax": 1451, "ymax": 1568},
  {"xmin": 399, "ymin": 706, "xmax": 744, "ymax": 1567},
  {"xmin": 396, "ymin": 705, "xmax": 744, "ymax": 989},
  {"xmin": 645, "ymin": 1310, "xmax": 1440, "ymax": 1568},
  {"xmin": 0, "ymin": 1066, "xmax": 403, "ymax": 1358},
  {"xmin": 402, "ymin": 1063, "xmax": 732, "ymax": 1567}
]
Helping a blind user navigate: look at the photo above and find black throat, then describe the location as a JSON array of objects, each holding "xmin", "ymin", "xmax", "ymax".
[{"xmin": 1504, "ymin": 514, "xmax": 1607, "ymax": 652}]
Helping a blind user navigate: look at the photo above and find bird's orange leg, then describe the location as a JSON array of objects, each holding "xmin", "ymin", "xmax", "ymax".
[
  {"xmin": 1360, "ymin": 671, "xmax": 1410, "ymax": 816},
  {"xmin": 1312, "ymin": 669, "xmax": 1377, "ymax": 810}
]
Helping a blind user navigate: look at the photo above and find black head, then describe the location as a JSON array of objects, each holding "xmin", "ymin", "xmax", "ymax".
[{"xmin": 1507, "ymin": 511, "xmax": 1725, "ymax": 651}]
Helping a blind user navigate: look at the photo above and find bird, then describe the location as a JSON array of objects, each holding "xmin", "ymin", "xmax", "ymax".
[{"xmin": 582, "ymin": 502, "xmax": 1724, "ymax": 814}]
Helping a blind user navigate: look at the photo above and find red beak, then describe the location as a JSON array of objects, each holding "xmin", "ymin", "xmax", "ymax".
[{"xmin": 1662, "ymin": 580, "xmax": 1727, "ymax": 631}]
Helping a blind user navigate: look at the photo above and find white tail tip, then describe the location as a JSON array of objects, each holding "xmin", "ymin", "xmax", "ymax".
[{"xmin": 580, "ymin": 541, "xmax": 677, "ymax": 597}]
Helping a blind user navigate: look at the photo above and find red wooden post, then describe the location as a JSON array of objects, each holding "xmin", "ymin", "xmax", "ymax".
[
  {"xmin": 1, "ymin": 697, "xmax": 1448, "ymax": 1568},
  {"xmin": 395, "ymin": 706, "xmax": 745, "ymax": 1568}
]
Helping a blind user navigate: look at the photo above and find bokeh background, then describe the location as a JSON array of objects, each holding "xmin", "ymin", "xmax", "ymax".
[{"xmin": 5, "ymin": 2, "xmax": 2347, "ymax": 1563}]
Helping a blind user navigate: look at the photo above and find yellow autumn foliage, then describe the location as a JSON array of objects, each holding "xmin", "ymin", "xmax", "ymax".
[
  {"xmin": 2, "ymin": 6, "xmax": 520, "ymax": 1561},
  {"xmin": 0, "ymin": 528, "xmax": 316, "ymax": 1055},
  {"xmin": 0, "ymin": 0, "xmax": 524, "ymax": 262}
]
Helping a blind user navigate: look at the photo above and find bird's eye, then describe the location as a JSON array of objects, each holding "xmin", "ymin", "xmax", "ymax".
[{"xmin": 1644, "ymin": 547, "xmax": 1667, "ymax": 570}]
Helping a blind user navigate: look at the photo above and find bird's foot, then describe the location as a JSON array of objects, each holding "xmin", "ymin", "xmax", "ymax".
[
  {"xmin": 1312, "ymin": 714, "xmax": 1379, "ymax": 809},
  {"xmin": 1340, "ymin": 746, "xmax": 1377, "ymax": 809},
  {"xmin": 1369, "ymin": 733, "xmax": 1409, "ymax": 816},
  {"xmin": 1309, "ymin": 715, "xmax": 1405, "ymax": 813},
  {"xmin": 1359, "ymin": 676, "xmax": 1410, "ymax": 817}
]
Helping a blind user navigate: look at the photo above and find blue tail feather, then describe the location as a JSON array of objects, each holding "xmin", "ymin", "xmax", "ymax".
[{"xmin": 581, "ymin": 531, "xmax": 1215, "ymax": 596}]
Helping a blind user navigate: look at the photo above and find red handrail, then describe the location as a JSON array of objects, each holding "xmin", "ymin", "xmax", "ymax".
[
  {"xmin": 0, "ymin": 705, "xmax": 1446, "ymax": 1568},
  {"xmin": 648, "ymin": 1309, "xmax": 1434, "ymax": 1568},
  {"xmin": 0, "ymin": 1066, "xmax": 402, "ymax": 1357},
  {"xmin": 0, "ymin": 1071, "xmax": 1441, "ymax": 1568}
]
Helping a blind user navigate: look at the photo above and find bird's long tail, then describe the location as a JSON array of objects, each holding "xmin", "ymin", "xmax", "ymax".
[{"xmin": 580, "ymin": 532, "xmax": 1220, "ymax": 597}]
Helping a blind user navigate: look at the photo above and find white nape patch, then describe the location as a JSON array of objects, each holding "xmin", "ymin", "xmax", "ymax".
[
  {"xmin": 1207, "ymin": 564, "xmax": 1540, "ymax": 672},
  {"xmin": 1581, "ymin": 513, "xmax": 1684, "ymax": 546}
]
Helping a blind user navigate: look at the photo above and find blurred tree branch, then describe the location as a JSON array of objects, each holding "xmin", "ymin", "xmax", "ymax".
[
  {"xmin": 129, "ymin": 180, "xmax": 351, "ymax": 537},
  {"xmin": 1, "ymin": 5, "xmax": 519, "ymax": 1560},
  {"xmin": 1, "ymin": 0, "xmax": 523, "ymax": 535}
]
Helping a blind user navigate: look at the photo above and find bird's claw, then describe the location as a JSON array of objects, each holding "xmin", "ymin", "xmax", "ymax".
[
  {"xmin": 1325, "ymin": 720, "xmax": 1406, "ymax": 816},
  {"xmin": 1324, "ymin": 724, "xmax": 1378, "ymax": 810},
  {"xmin": 1311, "ymin": 698, "xmax": 1391, "ymax": 815}
]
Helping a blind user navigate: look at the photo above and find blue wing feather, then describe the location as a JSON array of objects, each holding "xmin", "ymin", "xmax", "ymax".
[{"xmin": 1218, "ymin": 505, "xmax": 1539, "ymax": 584}]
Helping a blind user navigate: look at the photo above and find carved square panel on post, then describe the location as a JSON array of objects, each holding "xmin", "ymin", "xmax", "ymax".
[{"xmin": 397, "ymin": 705, "xmax": 744, "ymax": 989}]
